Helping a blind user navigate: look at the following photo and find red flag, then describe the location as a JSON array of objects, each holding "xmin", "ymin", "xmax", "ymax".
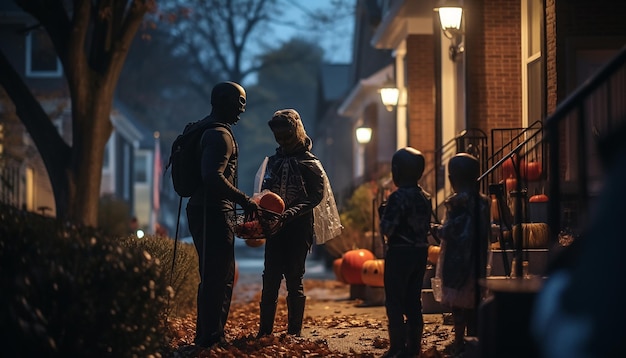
[{"xmin": 152, "ymin": 132, "xmax": 162, "ymax": 233}]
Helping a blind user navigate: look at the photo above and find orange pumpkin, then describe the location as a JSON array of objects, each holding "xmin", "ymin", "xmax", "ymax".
[
  {"xmin": 361, "ymin": 259, "xmax": 385, "ymax": 287},
  {"xmin": 427, "ymin": 245, "xmax": 441, "ymax": 265},
  {"xmin": 505, "ymin": 177, "xmax": 518, "ymax": 192},
  {"xmin": 341, "ymin": 249, "xmax": 375, "ymax": 285},
  {"xmin": 333, "ymin": 257, "xmax": 347, "ymax": 283},
  {"xmin": 245, "ymin": 238, "xmax": 266, "ymax": 247},
  {"xmin": 490, "ymin": 196, "xmax": 500, "ymax": 221},
  {"xmin": 259, "ymin": 191, "xmax": 285, "ymax": 214},
  {"xmin": 529, "ymin": 193, "xmax": 548, "ymax": 203},
  {"xmin": 521, "ymin": 160, "xmax": 543, "ymax": 181},
  {"xmin": 501, "ymin": 155, "xmax": 517, "ymax": 179}
]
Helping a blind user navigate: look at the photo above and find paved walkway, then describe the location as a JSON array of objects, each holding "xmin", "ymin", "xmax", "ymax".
[{"xmin": 233, "ymin": 256, "xmax": 455, "ymax": 356}]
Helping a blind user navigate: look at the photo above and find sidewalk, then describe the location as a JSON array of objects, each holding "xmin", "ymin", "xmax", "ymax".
[{"xmin": 232, "ymin": 258, "xmax": 456, "ymax": 357}]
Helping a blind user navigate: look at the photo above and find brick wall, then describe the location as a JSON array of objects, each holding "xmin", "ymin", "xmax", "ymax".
[
  {"xmin": 466, "ymin": 0, "xmax": 522, "ymax": 135},
  {"xmin": 406, "ymin": 34, "xmax": 435, "ymax": 152},
  {"xmin": 546, "ymin": 0, "xmax": 557, "ymax": 114}
]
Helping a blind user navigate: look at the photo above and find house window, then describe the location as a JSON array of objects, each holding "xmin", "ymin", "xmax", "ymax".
[
  {"xmin": 26, "ymin": 28, "xmax": 62, "ymax": 78},
  {"xmin": 521, "ymin": 0, "xmax": 545, "ymax": 126},
  {"xmin": 134, "ymin": 152, "xmax": 148, "ymax": 184}
]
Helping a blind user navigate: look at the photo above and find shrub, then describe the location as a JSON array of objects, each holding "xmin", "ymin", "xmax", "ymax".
[
  {"xmin": 323, "ymin": 183, "xmax": 376, "ymax": 257},
  {"xmin": 98, "ymin": 194, "xmax": 132, "ymax": 239},
  {"xmin": 0, "ymin": 204, "xmax": 171, "ymax": 357},
  {"xmin": 120, "ymin": 235, "xmax": 199, "ymax": 318}
]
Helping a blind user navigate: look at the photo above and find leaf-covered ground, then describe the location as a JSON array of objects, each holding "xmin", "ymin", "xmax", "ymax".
[{"xmin": 161, "ymin": 277, "xmax": 457, "ymax": 357}]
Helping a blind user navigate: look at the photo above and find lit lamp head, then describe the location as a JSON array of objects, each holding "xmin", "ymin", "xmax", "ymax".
[
  {"xmin": 379, "ymin": 78, "xmax": 399, "ymax": 111},
  {"xmin": 356, "ymin": 127, "xmax": 372, "ymax": 144},
  {"xmin": 435, "ymin": 0, "xmax": 464, "ymax": 61}
]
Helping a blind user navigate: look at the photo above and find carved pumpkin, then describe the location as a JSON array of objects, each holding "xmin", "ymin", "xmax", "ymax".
[
  {"xmin": 427, "ymin": 245, "xmax": 441, "ymax": 265},
  {"xmin": 361, "ymin": 259, "xmax": 385, "ymax": 287},
  {"xmin": 259, "ymin": 191, "xmax": 285, "ymax": 214},
  {"xmin": 341, "ymin": 249, "xmax": 375, "ymax": 285},
  {"xmin": 521, "ymin": 160, "xmax": 543, "ymax": 181},
  {"xmin": 333, "ymin": 258, "xmax": 348, "ymax": 283}
]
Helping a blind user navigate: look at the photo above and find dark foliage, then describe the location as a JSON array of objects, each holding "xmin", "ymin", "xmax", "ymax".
[{"xmin": 0, "ymin": 204, "xmax": 171, "ymax": 357}]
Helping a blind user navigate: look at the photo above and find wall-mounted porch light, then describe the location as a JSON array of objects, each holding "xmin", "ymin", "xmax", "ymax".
[
  {"xmin": 356, "ymin": 127, "xmax": 373, "ymax": 144},
  {"xmin": 379, "ymin": 78, "xmax": 400, "ymax": 111},
  {"xmin": 435, "ymin": 0, "xmax": 464, "ymax": 61}
]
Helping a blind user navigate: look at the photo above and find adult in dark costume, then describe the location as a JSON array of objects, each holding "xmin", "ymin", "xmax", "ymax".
[
  {"xmin": 186, "ymin": 81, "xmax": 259, "ymax": 348},
  {"xmin": 379, "ymin": 147, "xmax": 432, "ymax": 358},
  {"xmin": 256, "ymin": 109, "xmax": 324, "ymax": 337}
]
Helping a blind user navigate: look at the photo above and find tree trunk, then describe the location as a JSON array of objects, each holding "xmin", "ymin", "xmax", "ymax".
[{"xmin": 0, "ymin": 49, "xmax": 72, "ymax": 218}]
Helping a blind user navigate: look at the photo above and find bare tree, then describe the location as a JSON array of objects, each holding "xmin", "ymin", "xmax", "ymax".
[
  {"xmin": 0, "ymin": 0, "xmax": 154, "ymax": 226},
  {"xmin": 156, "ymin": 0, "xmax": 354, "ymax": 93}
]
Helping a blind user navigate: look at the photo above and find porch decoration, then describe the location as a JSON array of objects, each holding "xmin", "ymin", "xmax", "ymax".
[
  {"xmin": 361, "ymin": 259, "xmax": 385, "ymax": 287},
  {"xmin": 491, "ymin": 195, "xmax": 500, "ymax": 221},
  {"xmin": 333, "ymin": 257, "xmax": 348, "ymax": 284},
  {"xmin": 521, "ymin": 160, "xmax": 543, "ymax": 181},
  {"xmin": 341, "ymin": 249, "xmax": 375, "ymax": 285},
  {"xmin": 428, "ymin": 245, "xmax": 441, "ymax": 265},
  {"xmin": 529, "ymin": 193, "xmax": 548, "ymax": 203},
  {"xmin": 505, "ymin": 177, "xmax": 518, "ymax": 193}
]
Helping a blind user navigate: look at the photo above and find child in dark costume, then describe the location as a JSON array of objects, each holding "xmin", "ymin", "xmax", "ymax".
[
  {"xmin": 432, "ymin": 153, "xmax": 491, "ymax": 356},
  {"xmin": 256, "ymin": 109, "xmax": 325, "ymax": 338},
  {"xmin": 379, "ymin": 147, "xmax": 433, "ymax": 358}
]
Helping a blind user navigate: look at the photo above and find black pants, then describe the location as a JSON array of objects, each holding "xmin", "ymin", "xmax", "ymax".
[
  {"xmin": 187, "ymin": 204, "xmax": 235, "ymax": 347},
  {"xmin": 260, "ymin": 224, "xmax": 311, "ymax": 303},
  {"xmin": 384, "ymin": 246, "xmax": 428, "ymax": 333}
]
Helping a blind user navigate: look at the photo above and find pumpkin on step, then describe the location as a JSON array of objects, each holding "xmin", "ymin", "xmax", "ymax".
[
  {"xmin": 361, "ymin": 259, "xmax": 385, "ymax": 287},
  {"xmin": 427, "ymin": 245, "xmax": 441, "ymax": 265},
  {"xmin": 341, "ymin": 249, "xmax": 375, "ymax": 285},
  {"xmin": 521, "ymin": 160, "xmax": 543, "ymax": 181},
  {"xmin": 332, "ymin": 257, "xmax": 348, "ymax": 284}
]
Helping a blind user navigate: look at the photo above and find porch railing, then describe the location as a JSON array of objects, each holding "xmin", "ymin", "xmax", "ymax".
[{"xmin": 544, "ymin": 45, "xmax": 626, "ymax": 243}]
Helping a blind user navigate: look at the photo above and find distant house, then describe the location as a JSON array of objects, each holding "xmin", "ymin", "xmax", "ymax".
[{"xmin": 0, "ymin": 3, "xmax": 158, "ymax": 233}]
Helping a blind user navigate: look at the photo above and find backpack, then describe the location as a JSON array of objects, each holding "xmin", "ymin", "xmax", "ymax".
[{"xmin": 166, "ymin": 118, "xmax": 223, "ymax": 197}]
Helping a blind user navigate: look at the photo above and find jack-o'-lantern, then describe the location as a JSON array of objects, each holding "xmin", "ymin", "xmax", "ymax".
[
  {"xmin": 341, "ymin": 249, "xmax": 375, "ymax": 285},
  {"xmin": 361, "ymin": 259, "xmax": 385, "ymax": 287}
]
